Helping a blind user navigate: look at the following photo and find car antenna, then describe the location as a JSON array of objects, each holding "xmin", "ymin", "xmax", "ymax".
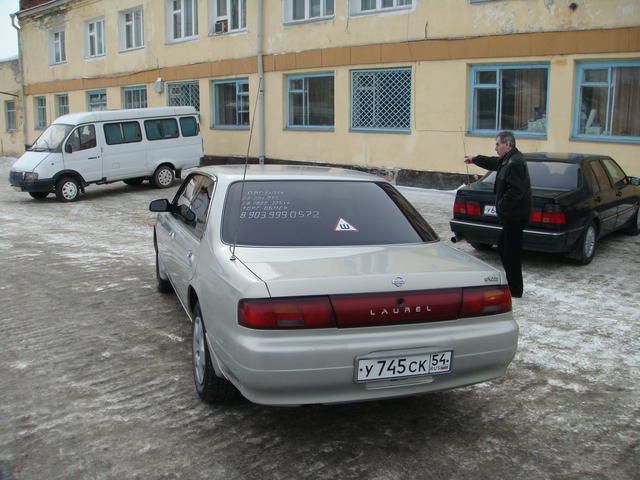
[
  {"xmin": 231, "ymin": 76, "xmax": 263, "ymax": 262},
  {"xmin": 460, "ymin": 130, "xmax": 471, "ymax": 185}
]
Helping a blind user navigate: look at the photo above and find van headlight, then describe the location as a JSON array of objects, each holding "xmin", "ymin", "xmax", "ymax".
[{"xmin": 24, "ymin": 172, "xmax": 39, "ymax": 181}]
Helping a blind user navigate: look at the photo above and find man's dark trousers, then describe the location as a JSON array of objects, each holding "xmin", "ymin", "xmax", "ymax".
[{"xmin": 498, "ymin": 220, "xmax": 526, "ymax": 297}]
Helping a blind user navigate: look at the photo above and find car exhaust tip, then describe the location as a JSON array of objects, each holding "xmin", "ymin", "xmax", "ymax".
[{"xmin": 451, "ymin": 235, "xmax": 463, "ymax": 243}]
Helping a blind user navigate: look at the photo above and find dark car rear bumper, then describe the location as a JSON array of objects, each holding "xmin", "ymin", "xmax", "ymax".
[{"xmin": 450, "ymin": 219, "xmax": 583, "ymax": 253}]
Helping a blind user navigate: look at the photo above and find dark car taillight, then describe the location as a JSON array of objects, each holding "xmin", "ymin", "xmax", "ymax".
[
  {"xmin": 238, "ymin": 297, "xmax": 336, "ymax": 329},
  {"xmin": 453, "ymin": 198, "xmax": 481, "ymax": 216},
  {"xmin": 530, "ymin": 205, "xmax": 567, "ymax": 225}
]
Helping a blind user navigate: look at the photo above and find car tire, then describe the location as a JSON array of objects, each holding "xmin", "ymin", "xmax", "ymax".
[
  {"xmin": 571, "ymin": 221, "xmax": 597, "ymax": 265},
  {"xmin": 152, "ymin": 165, "xmax": 174, "ymax": 189},
  {"xmin": 192, "ymin": 303, "xmax": 238, "ymax": 403},
  {"xmin": 29, "ymin": 192, "xmax": 49, "ymax": 199},
  {"xmin": 624, "ymin": 207, "xmax": 640, "ymax": 236},
  {"xmin": 469, "ymin": 242, "xmax": 493, "ymax": 251},
  {"xmin": 123, "ymin": 177, "xmax": 144, "ymax": 186},
  {"xmin": 155, "ymin": 252, "xmax": 173, "ymax": 294},
  {"xmin": 55, "ymin": 176, "xmax": 80, "ymax": 202}
]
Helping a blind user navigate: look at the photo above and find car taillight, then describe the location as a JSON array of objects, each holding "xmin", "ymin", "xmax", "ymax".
[
  {"xmin": 460, "ymin": 286, "xmax": 512, "ymax": 318},
  {"xmin": 238, "ymin": 297, "xmax": 336, "ymax": 329},
  {"xmin": 453, "ymin": 199, "xmax": 481, "ymax": 216},
  {"xmin": 530, "ymin": 206, "xmax": 567, "ymax": 225}
]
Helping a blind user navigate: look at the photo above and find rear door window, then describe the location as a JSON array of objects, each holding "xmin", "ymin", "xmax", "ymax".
[
  {"xmin": 601, "ymin": 158, "xmax": 627, "ymax": 188},
  {"xmin": 144, "ymin": 118, "xmax": 179, "ymax": 140},
  {"xmin": 179, "ymin": 117, "xmax": 199, "ymax": 137},
  {"xmin": 589, "ymin": 161, "xmax": 613, "ymax": 193},
  {"xmin": 221, "ymin": 180, "xmax": 437, "ymax": 246}
]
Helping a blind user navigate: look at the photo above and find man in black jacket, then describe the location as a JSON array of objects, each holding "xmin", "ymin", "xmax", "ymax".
[{"xmin": 464, "ymin": 131, "xmax": 532, "ymax": 298}]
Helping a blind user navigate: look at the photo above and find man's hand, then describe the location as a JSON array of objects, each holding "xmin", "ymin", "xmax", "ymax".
[{"xmin": 464, "ymin": 155, "xmax": 475, "ymax": 165}]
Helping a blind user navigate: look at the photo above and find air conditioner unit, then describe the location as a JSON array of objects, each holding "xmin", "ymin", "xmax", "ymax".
[{"xmin": 214, "ymin": 19, "xmax": 228, "ymax": 34}]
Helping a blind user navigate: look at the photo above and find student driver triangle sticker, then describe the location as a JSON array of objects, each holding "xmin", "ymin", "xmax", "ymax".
[{"xmin": 335, "ymin": 217, "xmax": 359, "ymax": 232}]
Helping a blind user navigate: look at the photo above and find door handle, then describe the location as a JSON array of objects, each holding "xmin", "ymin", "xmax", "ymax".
[
  {"xmin": 169, "ymin": 231, "xmax": 176, "ymax": 239},
  {"xmin": 88, "ymin": 156, "xmax": 99, "ymax": 159},
  {"xmin": 187, "ymin": 251, "xmax": 194, "ymax": 264}
]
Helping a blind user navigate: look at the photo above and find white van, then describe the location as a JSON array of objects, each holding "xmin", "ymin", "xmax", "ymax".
[{"xmin": 9, "ymin": 106, "xmax": 203, "ymax": 202}]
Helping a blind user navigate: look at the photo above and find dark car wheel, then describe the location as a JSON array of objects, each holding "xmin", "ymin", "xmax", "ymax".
[
  {"xmin": 624, "ymin": 208, "xmax": 640, "ymax": 236},
  {"xmin": 192, "ymin": 303, "xmax": 238, "ymax": 403},
  {"xmin": 152, "ymin": 165, "xmax": 174, "ymax": 189},
  {"xmin": 470, "ymin": 242, "xmax": 493, "ymax": 251},
  {"xmin": 571, "ymin": 221, "xmax": 597, "ymax": 265},
  {"xmin": 123, "ymin": 177, "xmax": 145, "ymax": 186},
  {"xmin": 29, "ymin": 192, "xmax": 49, "ymax": 199},
  {"xmin": 55, "ymin": 176, "xmax": 80, "ymax": 202}
]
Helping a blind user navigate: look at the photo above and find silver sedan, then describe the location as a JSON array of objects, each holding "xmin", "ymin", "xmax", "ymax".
[{"xmin": 150, "ymin": 165, "xmax": 518, "ymax": 406}]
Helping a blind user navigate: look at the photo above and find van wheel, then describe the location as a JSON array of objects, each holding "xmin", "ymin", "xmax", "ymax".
[
  {"xmin": 55, "ymin": 177, "xmax": 80, "ymax": 202},
  {"xmin": 29, "ymin": 192, "xmax": 49, "ymax": 199},
  {"xmin": 153, "ymin": 166, "xmax": 174, "ymax": 189},
  {"xmin": 192, "ymin": 303, "xmax": 238, "ymax": 403},
  {"xmin": 123, "ymin": 178, "xmax": 144, "ymax": 186}
]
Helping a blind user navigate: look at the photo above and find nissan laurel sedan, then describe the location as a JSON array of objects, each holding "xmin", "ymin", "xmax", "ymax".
[
  {"xmin": 450, "ymin": 154, "xmax": 640, "ymax": 265},
  {"xmin": 150, "ymin": 165, "xmax": 518, "ymax": 406}
]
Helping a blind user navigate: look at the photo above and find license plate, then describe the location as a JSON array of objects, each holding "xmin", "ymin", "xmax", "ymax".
[
  {"xmin": 484, "ymin": 205, "xmax": 497, "ymax": 216},
  {"xmin": 356, "ymin": 351, "xmax": 453, "ymax": 383}
]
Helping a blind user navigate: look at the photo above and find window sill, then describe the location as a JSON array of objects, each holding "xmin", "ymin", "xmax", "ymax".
[
  {"xmin": 570, "ymin": 135, "xmax": 640, "ymax": 145},
  {"xmin": 49, "ymin": 61, "xmax": 67, "ymax": 67},
  {"xmin": 283, "ymin": 16, "xmax": 334, "ymax": 26},
  {"xmin": 285, "ymin": 126, "xmax": 335, "ymax": 132},
  {"xmin": 350, "ymin": 128, "xmax": 411, "ymax": 134},
  {"xmin": 350, "ymin": 6, "xmax": 413, "ymax": 17},
  {"xmin": 211, "ymin": 125, "xmax": 250, "ymax": 130},
  {"xmin": 84, "ymin": 54, "xmax": 106, "ymax": 61},
  {"xmin": 165, "ymin": 36, "xmax": 199, "ymax": 45},
  {"xmin": 466, "ymin": 130, "xmax": 547, "ymax": 140},
  {"xmin": 208, "ymin": 29, "xmax": 246, "ymax": 38},
  {"xmin": 118, "ymin": 45, "xmax": 145, "ymax": 54}
]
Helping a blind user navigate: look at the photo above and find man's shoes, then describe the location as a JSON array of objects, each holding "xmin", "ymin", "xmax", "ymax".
[{"xmin": 511, "ymin": 291, "xmax": 523, "ymax": 298}]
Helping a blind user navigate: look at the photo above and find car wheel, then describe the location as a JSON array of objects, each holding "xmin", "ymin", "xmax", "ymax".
[
  {"xmin": 572, "ymin": 221, "xmax": 597, "ymax": 265},
  {"xmin": 155, "ymin": 251, "xmax": 173, "ymax": 293},
  {"xmin": 123, "ymin": 177, "xmax": 144, "ymax": 186},
  {"xmin": 624, "ymin": 207, "xmax": 640, "ymax": 236},
  {"xmin": 192, "ymin": 303, "xmax": 238, "ymax": 403},
  {"xmin": 469, "ymin": 242, "xmax": 493, "ymax": 251},
  {"xmin": 153, "ymin": 165, "xmax": 174, "ymax": 189},
  {"xmin": 55, "ymin": 177, "xmax": 80, "ymax": 202},
  {"xmin": 29, "ymin": 192, "xmax": 49, "ymax": 199}
]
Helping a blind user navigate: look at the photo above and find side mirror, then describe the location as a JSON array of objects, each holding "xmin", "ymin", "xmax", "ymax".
[
  {"xmin": 65, "ymin": 143, "xmax": 73, "ymax": 154},
  {"xmin": 177, "ymin": 204, "xmax": 196, "ymax": 225},
  {"xmin": 149, "ymin": 199, "xmax": 171, "ymax": 212},
  {"xmin": 629, "ymin": 176, "xmax": 640, "ymax": 186}
]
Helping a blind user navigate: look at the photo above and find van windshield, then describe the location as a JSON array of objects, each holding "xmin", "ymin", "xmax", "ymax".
[{"xmin": 29, "ymin": 124, "xmax": 74, "ymax": 152}]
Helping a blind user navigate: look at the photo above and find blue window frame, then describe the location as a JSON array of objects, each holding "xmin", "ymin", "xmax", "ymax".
[
  {"xmin": 469, "ymin": 63, "xmax": 549, "ymax": 137},
  {"xmin": 87, "ymin": 90, "xmax": 107, "ymax": 111},
  {"xmin": 286, "ymin": 72, "xmax": 334, "ymax": 130},
  {"xmin": 211, "ymin": 78, "xmax": 249, "ymax": 129},
  {"xmin": 351, "ymin": 67, "xmax": 411, "ymax": 133},
  {"xmin": 35, "ymin": 96, "xmax": 47, "ymax": 130},
  {"xmin": 123, "ymin": 86, "xmax": 148, "ymax": 109},
  {"xmin": 573, "ymin": 60, "xmax": 640, "ymax": 143}
]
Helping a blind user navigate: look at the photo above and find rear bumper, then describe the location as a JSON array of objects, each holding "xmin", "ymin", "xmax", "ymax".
[
  {"xmin": 450, "ymin": 218, "xmax": 582, "ymax": 253},
  {"xmin": 211, "ymin": 313, "xmax": 519, "ymax": 406}
]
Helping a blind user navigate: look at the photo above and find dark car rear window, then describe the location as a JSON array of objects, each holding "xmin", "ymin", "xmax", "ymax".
[
  {"xmin": 481, "ymin": 161, "xmax": 579, "ymax": 191},
  {"xmin": 221, "ymin": 180, "xmax": 437, "ymax": 246}
]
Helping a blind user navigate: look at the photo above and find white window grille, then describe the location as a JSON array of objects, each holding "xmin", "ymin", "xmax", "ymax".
[
  {"xmin": 168, "ymin": 81, "xmax": 200, "ymax": 111},
  {"xmin": 123, "ymin": 86, "xmax": 148, "ymax": 109},
  {"xmin": 85, "ymin": 18, "xmax": 105, "ymax": 57},
  {"xmin": 88, "ymin": 90, "xmax": 107, "ymax": 111}
]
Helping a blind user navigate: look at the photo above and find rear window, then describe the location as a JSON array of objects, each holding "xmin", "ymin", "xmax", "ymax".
[
  {"xmin": 481, "ymin": 161, "xmax": 579, "ymax": 191},
  {"xmin": 179, "ymin": 116, "xmax": 199, "ymax": 137},
  {"xmin": 221, "ymin": 180, "xmax": 437, "ymax": 246}
]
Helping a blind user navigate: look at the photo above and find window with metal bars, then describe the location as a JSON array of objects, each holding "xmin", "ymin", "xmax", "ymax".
[
  {"xmin": 351, "ymin": 68, "xmax": 411, "ymax": 132},
  {"xmin": 212, "ymin": 79, "xmax": 249, "ymax": 128},
  {"xmin": 123, "ymin": 86, "xmax": 148, "ymax": 109},
  {"xmin": 168, "ymin": 81, "xmax": 200, "ymax": 111}
]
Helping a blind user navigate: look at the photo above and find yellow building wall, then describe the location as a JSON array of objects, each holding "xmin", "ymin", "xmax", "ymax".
[{"xmin": 0, "ymin": 59, "xmax": 23, "ymax": 156}]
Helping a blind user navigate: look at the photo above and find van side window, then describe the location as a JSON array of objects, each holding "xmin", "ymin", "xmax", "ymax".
[
  {"xmin": 67, "ymin": 125, "xmax": 97, "ymax": 152},
  {"xmin": 179, "ymin": 117, "xmax": 199, "ymax": 137},
  {"xmin": 104, "ymin": 122, "xmax": 143, "ymax": 145},
  {"xmin": 144, "ymin": 118, "xmax": 179, "ymax": 141}
]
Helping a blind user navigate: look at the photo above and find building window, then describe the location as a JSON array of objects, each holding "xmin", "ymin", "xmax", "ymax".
[
  {"xmin": 351, "ymin": 68, "xmax": 411, "ymax": 132},
  {"xmin": 88, "ymin": 90, "xmax": 107, "ymax": 111},
  {"xmin": 35, "ymin": 96, "xmax": 47, "ymax": 130},
  {"xmin": 168, "ymin": 0, "xmax": 198, "ymax": 41},
  {"xmin": 287, "ymin": 73, "xmax": 334, "ymax": 129},
  {"xmin": 212, "ymin": 79, "xmax": 249, "ymax": 128},
  {"xmin": 350, "ymin": 0, "xmax": 412, "ymax": 15},
  {"xmin": 285, "ymin": 0, "xmax": 334, "ymax": 23},
  {"xmin": 55, "ymin": 94, "xmax": 69, "ymax": 117},
  {"xmin": 573, "ymin": 61, "xmax": 640, "ymax": 142},
  {"xmin": 469, "ymin": 64, "xmax": 549, "ymax": 136},
  {"xmin": 85, "ymin": 18, "xmax": 105, "ymax": 58},
  {"xmin": 5, "ymin": 100, "xmax": 16, "ymax": 132},
  {"xmin": 168, "ymin": 81, "xmax": 200, "ymax": 111},
  {"xmin": 49, "ymin": 28, "xmax": 66, "ymax": 64},
  {"xmin": 119, "ymin": 6, "xmax": 144, "ymax": 51},
  {"xmin": 123, "ymin": 86, "xmax": 148, "ymax": 109},
  {"xmin": 209, "ymin": 0, "xmax": 246, "ymax": 35}
]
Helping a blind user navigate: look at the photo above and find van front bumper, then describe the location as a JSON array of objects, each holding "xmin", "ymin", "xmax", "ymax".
[{"xmin": 8, "ymin": 171, "xmax": 54, "ymax": 193}]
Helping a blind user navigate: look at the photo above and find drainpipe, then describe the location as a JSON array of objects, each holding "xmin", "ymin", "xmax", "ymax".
[
  {"xmin": 10, "ymin": 12, "xmax": 27, "ymax": 152},
  {"xmin": 257, "ymin": 0, "xmax": 265, "ymax": 165}
]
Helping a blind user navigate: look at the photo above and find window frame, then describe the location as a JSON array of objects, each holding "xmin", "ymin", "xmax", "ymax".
[
  {"xmin": 5, "ymin": 100, "xmax": 16, "ymax": 132},
  {"xmin": 85, "ymin": 17, "xmax": 106, "ymax": 59},
  {"xmin": 167, "ymin": 0, "xmax": 199, "ymax": 43},
  {"xmin": 211, "ymin": 78, "xmax": 250, "ymax": 129},
  {"xmin": 119, "ymin": 6, "xmax": 144, "ymax": 52},
  {"xmin": 284, "ymin": 0, "xmax": 335, "ymax": 24},
  {"xmin": 122, "ymin": 86, "xmax": 148, "ymax": 109},
  {"xmin": 468, "ymin": 62, "xmax": 550, "ymax": 138},
  {"xmin": 286, "ymin": 72, "xmax": 335, "ymax": 131},
  {"xmin": 572, "ymin": 60, "xmax": 640, "ymax": 144},
  {"xmin": 349, "ymin": 0, "xmax": 413, "ymax": 16},
  {"xmin": 350, "ymin": 67, "xmax": 412, "ymax": 133},
  {"xmin": 34, "ymin": 96, "xmax": 47, "ymax": 130},
  {"xmin": 49, "ymin": 27, "xmax": 66, "ymax": 65},
  {"xmin": 209, "ymin": 0, "xmax": 247, "ymax": 35},
  {"xmin": 87, "ymin": 89, "xmax": 107, "ymax": 111},
  {"xmin": 55, "ymin": 94, "xmax": 69, "ymax": 117}
]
